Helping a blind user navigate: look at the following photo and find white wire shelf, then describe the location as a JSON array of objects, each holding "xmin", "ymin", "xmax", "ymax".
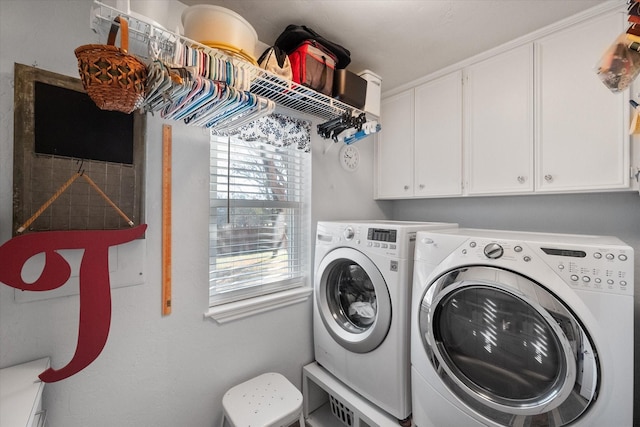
[{"xmin": 89, "ymin": 1, "xmax": 362, "ymax": 121}]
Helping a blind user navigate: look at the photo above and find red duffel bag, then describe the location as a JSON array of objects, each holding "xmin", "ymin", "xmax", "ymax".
[{"xmin": 288, "ymin": 40, "xmax": 337, "ymax": 96}]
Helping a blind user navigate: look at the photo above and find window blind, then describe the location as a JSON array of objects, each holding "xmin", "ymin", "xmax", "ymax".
[{"xmin": 209, "ymin": 134, "xmax": 310, "ymax": 306}]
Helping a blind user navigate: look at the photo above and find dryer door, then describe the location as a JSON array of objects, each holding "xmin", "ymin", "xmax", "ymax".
[
  {"xmin": 418, "ymin": 266, "xmax": 598, "ymax": 427},
  {"xmin": 316, "ymin": 247, "xmax": 392, "ymax": 353}
]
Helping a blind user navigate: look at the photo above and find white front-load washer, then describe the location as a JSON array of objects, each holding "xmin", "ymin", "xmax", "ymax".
[
  {"xmin": 313, "ymin": 220, "xmax": 458, "ymax": 423},
  {"xmin": 410, "ymin": 228, "xmax": 634, "ymax": 427}
]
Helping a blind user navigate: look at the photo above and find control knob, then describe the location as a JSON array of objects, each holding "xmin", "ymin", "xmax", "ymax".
[
  {"xmin": 343, "ymin": 226, "xmax": 355, "ymax": 240},
  {"xmin": 484, "ymin": 243, "xmax": 504, "ymax": 259}
]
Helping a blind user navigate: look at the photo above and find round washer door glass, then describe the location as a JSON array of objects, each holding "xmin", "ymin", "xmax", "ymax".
[
  {"xmin": 316, "ymin": 247, "xmax": 391, "ymax": 353},
  {"xmin": 439, "ymin": 287, "xmax": 563, "ymax": 400},
  {"xmin": 419, "ymin": 266, "xmax": 598, "ymax": 426}
]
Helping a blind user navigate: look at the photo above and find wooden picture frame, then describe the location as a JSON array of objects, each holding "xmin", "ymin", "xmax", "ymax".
[{"xmin": 12, "ymin": 63, "xmax": 146, "ymax": 236}]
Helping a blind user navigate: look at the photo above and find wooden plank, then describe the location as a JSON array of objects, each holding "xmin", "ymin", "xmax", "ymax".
[{"xmin": 162, "ymin": 124, "xmax": 172, "ymax": 316}]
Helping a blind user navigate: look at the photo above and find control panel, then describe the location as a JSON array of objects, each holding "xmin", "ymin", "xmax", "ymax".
[
  {"xmin": 545, "ymin": 246, "xmax": 633, "ymax": 296},
  {"xmin": 367, "ymin": 228, "xmax": 398, "ymax": 243},
  {"xmin": 459, "ymin": 239, "xmax": 633, "ymax": 297},
  {"xmin": 365, "ymin": 227, "xmax": 399, "ymax": 252},
  {"xmin": 336, "ymin": 225, "xmax": 410, "ymax": 257}
]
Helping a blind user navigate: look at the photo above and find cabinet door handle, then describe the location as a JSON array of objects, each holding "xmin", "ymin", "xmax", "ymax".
[
  {"xmin": 517, "ymin": 176, "xmax": 526, "ymax": 184},
  {"xmin": 404, "ymin": 185, "xmax": 410, "ymax": 191},
  {"xmin": 544, "ymin": 174, "xmax": 553, "ymax": 183},
  {"xmin": 419, "ymin": 184, "xmax": 425, "ymax": 189}
]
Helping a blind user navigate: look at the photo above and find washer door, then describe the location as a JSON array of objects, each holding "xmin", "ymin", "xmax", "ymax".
[
  {"xmin": 316, "ymin": 247, "xmax": 392, "ymax": 353},
  {"xmin": 418, "ymin": 266, "xmax": 598, "ymax": 426}
]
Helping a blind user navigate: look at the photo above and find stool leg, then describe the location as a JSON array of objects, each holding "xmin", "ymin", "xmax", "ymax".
[
  {"xmin": 220, "ymin": 413, "xmax": 226, "ymax": 427},
  {"xmin": 299, "ymin": 412, "xmax": 305, "ymax": 427}
]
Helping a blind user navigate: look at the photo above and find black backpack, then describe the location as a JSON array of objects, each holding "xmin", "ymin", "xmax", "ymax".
[{"xmin": 273, "ymin": 24, "xmax": 351, "ymax": 69}]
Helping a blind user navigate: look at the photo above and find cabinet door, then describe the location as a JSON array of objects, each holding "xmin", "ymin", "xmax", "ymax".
[
  {"xmin": 376, "ymin": 90, "xmax": 414, "ymax": 198},
  {"xmin": 414, "ymin": 71, "xmax": 463, "ymax": 197},
  {"xmin": 465, "ymin": 44, "xmax": 534, "ymax": 195},
  {"xmin": 536, "ymin": 11, "xmax": 628, "ymax": 192}
]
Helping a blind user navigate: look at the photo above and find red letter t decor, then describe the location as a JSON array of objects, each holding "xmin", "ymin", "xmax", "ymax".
[{"xmin": 0, "ymin": 225, "xmax": 147, "ymax": 382}]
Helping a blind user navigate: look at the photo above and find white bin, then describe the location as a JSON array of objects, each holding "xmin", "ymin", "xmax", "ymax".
[{"xmin": 357, "ymin": 70, "xmax": 382, "ymax": 117}]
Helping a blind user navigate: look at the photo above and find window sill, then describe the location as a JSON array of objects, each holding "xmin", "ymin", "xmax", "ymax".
[{"xmin": 204, "ymin": 287, "xmax": 312, "ymax": 324}]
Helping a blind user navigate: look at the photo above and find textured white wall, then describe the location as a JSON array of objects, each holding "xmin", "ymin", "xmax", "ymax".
[
  {"xmin": 311, "ymin": 134, "xmax": 392, "ymax": 228},
  {"xmin": 0, "ymin": 1, "xmax": 388, "ymax": 425}
]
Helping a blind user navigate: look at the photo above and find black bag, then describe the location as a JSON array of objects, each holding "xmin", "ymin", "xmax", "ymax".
[{"xmin": 274, "ymin": 24, "xmax": 351, "ymax": 69}]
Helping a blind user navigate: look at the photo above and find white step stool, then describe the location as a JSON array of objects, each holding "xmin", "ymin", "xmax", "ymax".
[{"xmin": 221, "ymin": 372, "xmax": 305, "ymax": 427}]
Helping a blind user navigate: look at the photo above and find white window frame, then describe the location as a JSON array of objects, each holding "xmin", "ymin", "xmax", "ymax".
[{"xmin": 204, "ymin": 133, "xmax": 311, "ymax": 323}]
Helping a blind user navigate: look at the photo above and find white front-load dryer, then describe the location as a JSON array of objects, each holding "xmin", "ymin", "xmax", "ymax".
[
  {"xmin": 313, "ymin": 220, "xmax": 458, "ymax": 423},
  {"xmin": 410, "ymin": 228, "xmax": 634, "ymax": 427}
]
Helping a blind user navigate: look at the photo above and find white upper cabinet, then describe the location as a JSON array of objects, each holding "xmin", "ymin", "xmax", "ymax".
[
  {"xmin": 414, "ymin": 71, "xmax": 463, "ymax": 197},
  {"xmin": 535, "ymin": 11, "xmax": 629, "ymax": 192},
  {"xmin": 376, "ymin": 90, "xmax": 414, "ymax": 198},
  {"xmin": 465, "ymin": 44, "xmax": 534, "ymax": 195},
  {"xmin": 375, "ymin": 5, "xmax": 629, "ymax": 199},
  {"xmin": 376, "ymin": 72, "xmax": 463, "ymax": 199}
]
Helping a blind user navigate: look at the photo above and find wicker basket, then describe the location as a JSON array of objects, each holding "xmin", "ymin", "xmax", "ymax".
[{"xmin": 74, "ymin": 16, "xmax": 147, "ymax": 114}]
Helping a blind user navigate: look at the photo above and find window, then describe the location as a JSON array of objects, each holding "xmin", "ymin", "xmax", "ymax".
[{"xmin": 208, "ymin": 133, "xmax": 311, "ymax": 311}]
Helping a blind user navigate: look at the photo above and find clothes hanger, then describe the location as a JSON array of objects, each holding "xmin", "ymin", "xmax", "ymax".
[
  {"xmin": 210, "ymin": 95, "xmax": 274, "ymax": 132},
  {"xmin": 186, "ymin": 81, "xmax": 236, "ymax": 126},
  {"xmin": 142, "ymin": 40, "xmax": 264, "ymax": 129},
  {"xmin": 184, "ymin": 81, "xmax": 233, "ymax": 126},
  {"xmin": 215, "ymin": 98, "xmax": 275, "ymax": 133},
  {"xmin": 161, "ymin": 74, "xmax": 205, "ymax": 120},
  {"xmin": 317, "ymin": 112, "xmax": 369, "ymax": 141},
  {"xmin": 168, "ymin": 77, "xmax": 215, "ymax": 121}
]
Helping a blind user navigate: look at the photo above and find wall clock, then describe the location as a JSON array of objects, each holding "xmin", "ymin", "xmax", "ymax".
[{"xmin": 339, "ymin": 144, "xmax": 360, "ymax": 172}]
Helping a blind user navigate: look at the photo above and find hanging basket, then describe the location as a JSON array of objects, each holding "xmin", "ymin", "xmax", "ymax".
[{"xmin": 74, "ymin": 16, "xmax": 147, "ymax": 114}]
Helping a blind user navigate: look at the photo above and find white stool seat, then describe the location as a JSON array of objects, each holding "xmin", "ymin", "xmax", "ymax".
[{"xmin": 221, "ymin": 372, "xmax": 305, "ymax": 427}]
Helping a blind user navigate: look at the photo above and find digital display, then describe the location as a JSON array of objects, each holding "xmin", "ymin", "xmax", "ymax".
[
  {"xmin": 368, "ymin": 228, "xmax": 397, "ymax": 242},
  {"xmin": 541, "ymin": 247, "xmax": 587, "ymax": 258}
]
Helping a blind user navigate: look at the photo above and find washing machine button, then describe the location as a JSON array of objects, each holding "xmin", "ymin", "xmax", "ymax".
[
  {"xmin": 621, "ymin": 280, "xmax": 628, "ymax": 287},
  {"xmin": 469, "ymin": 241, "xmax": 477, "ymax": 248},
  {"xmin": 343, "ymin": 227, "xmax": 355, "ymax": 240},
  {"xmin": 594, "ymin": 252, "xmax": 602, "ymax": 259},
  {"xmin": 514, "ymin": 245, "xmax": 523, "ymax": 252},
  {"xmin": 582, "ymin": 276, "xmax": 591, "ymax": 283},
  {"xmin": 523, "ymin": 256, "xmax": 531, "ymax": 262},
  {"xmin": 619, "ymin": 254, "xmax": 628, "ymax": 261},
  {"xmin": 595, "ymin": 278, "xmax": 602, "ymax": 284},
  {"xmin": 606, "ymin": 253, "xmax": 615, "ymax": 260},
  {"xmin": 607, "ymin": 279, "xmax": 614, "ymax": 285},
  {"xmin": 570, "ymin": 275, "xmax": 579, "ymax": 282}
]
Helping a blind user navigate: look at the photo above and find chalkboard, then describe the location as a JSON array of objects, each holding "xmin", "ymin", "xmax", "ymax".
[{"xmin": 34, "ymin": 82, "xmax": 134, "ymax": 164}]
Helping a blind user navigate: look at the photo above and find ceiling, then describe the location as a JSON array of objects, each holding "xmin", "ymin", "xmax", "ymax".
[{"xmin": 177, "ymin": 0, "xmax": 607, "ymax": 92}]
